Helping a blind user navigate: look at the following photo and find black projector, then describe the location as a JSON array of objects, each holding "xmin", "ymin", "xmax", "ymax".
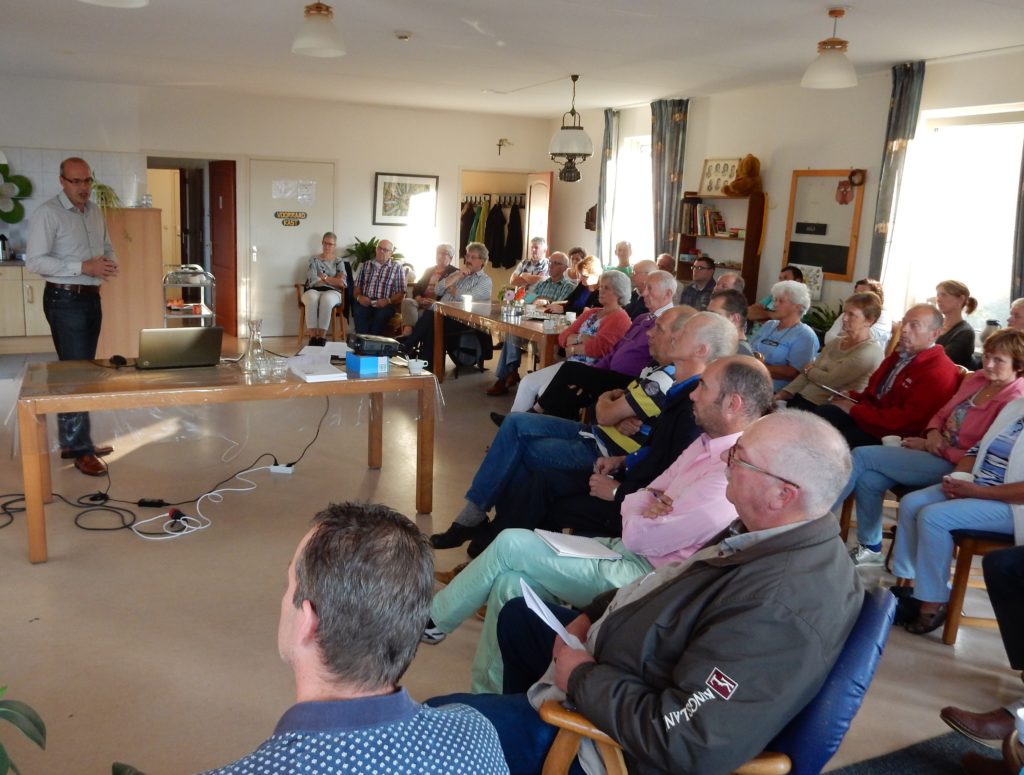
[{"xmin": 346, "ymin": 333, "xmax": 401, "ymax": 357}]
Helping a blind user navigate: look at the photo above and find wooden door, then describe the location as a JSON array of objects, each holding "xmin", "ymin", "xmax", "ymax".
[
  {"xmin": 209, "ymin": 160, "xmax": 237, "ymax": 335},
  {"xmin": 524, "ymin": 172, "xmax": 553, "ymax": 259},
  {"xmin": 181, "ymin": 167, "xmax": 205, "ymax": 267}
]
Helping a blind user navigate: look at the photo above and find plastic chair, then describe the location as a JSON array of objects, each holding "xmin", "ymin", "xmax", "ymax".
[
  {"xmin": 943, "ymin": 529, "xmax": 1014, "ymax": 645},
  {"xmin": 539, "ymin": 587, "xmax": 896, "ymax": 775},
  {"xmin": 294, "ymin": 284, "xmax": 346, "ymax": 347}
]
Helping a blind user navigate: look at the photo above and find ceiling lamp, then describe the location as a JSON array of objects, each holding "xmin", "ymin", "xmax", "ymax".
[
  {"xmin": 77, "ymin": 0, "xmax": 149, "ymax": 7},
  {"xmin": 292, "ymin": 2, "xmax": 346, "ymax": 58},
  {"xmin": 801, "ymin": 7, "xmax": 858, "ymax": 89},
  {"xmin": 548, "ymin": 75, "xmax": 594, "ymax": 183}
]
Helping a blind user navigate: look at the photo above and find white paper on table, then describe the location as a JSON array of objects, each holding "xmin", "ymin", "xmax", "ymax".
[
  {"xmin": 298, "ymin": 341, "xmax": 348, "ymax": 359},
  {"xmin": 519, "ymin": 578, "xmax": 585, "ymax": 650}
]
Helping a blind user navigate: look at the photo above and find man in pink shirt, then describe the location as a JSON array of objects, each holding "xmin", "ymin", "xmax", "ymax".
[{"xmin": 421, "ymin": 354, "xmax": 773, "ymax": 693}]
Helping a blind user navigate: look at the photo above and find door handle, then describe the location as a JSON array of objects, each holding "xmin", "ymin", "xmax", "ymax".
[{"xmin": 25, "ymin": 284, "xmax": 34, "ymax": 304}]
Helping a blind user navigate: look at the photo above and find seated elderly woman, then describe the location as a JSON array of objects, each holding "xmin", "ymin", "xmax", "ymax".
[
  {"xmin": 892, "ymin": 394, "xmax": 1024, "ymax": 635},
  {"xmin": 775, "ymin": 291, "xmax": 884, "ymax": 411},
  {"xmin": 501, "ymin": 271, "xmax": 632, "ymax": 419},
  {"xmin": 1008, "ymin": 298, "xmax": 1024, "ymax": 331},
  {"xmin": 823, "ymin": 278, "xmax": 893, "ymax": 349},
  {"xmin": 749, "ymin": 279, "xmax": 820, "ymax": 391},
  {"xmin": 300, "ymin": 231, "xmax": 347, "ymax": 347},
  {"xmin": 837, "ymin": 328, "xmax": 1024, "ymax": 566},
  {"xmin": 401, "ymin": 243, "xmax": 457, "ymax": 335}
]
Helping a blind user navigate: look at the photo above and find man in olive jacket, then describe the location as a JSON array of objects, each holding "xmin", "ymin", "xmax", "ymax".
[{"xmin": 430, "ymin": 409, "xmax": 863, "ymax": 775}]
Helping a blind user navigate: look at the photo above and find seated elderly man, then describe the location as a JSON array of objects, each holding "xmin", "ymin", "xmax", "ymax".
[
  {"xmin": 428, "ymin": 410, "xmax": 862, "ymax": 775},
  {"xmin": 512, "ymin": 268, "xmax": 678, "ymax": 418},
  {"xmin": 399, "ymin": 241, "xmax": 493, "ymax": 371},
  {"xmin": 423, "ymin": 355, "xmax": 773, "ymax": 694},
  {"xmin": 813, "ymin": 303, "xmax": 960, "ymax": 449},
  {"xmin": 715, "ymin": 271, "xmax": 745, "ymax": 293},
  {"xmin": 623, "ymin": 259, "xmax": 656, "ymax": 318},
  {"xmin": 430, "ymin": 310, "xmax": 735, "ymax": 553},
  {"xmin": 487, "ymin": 251, "xmax": 577, "ymax": 396},
  {"xmin": 401, "ymin": 242, "xmax": 457, "ymax": 335},
  {"xmin": 708, "ymin": 288, "xmax": 754, "ymax": 356},
  {"xmin": 200, "ymin": 502, "xmax": 507, "ymax": 774}
]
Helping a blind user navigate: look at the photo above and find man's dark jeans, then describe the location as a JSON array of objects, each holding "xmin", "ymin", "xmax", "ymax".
[{"xmin": 43, "ymin": 286, "xmax": 101, "ymax": 454}]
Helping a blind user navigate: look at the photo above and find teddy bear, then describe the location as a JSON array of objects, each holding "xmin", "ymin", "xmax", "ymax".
[{"xmin": 722, "ymin": 154, "xmax": 763, "ymax": 196}]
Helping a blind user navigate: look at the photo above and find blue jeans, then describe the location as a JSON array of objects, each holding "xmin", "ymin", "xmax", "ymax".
[
  {"xmin": 495, "ymin": 337, "xmax": 524, "ymax": 380},
  {"xmin": 832, "ymin": 446, "xmax": 954, "ymax": 547},
  {"xmin": 891, "ymin": 483, "xmax": 1014, "ymax": 603},
  {"xmin": 43, "ymin": 286, "xmax": 101, "ymax": 453},
  {"xmin": 352, "ymin": 301, "xmax": 395, "ymax": 335},
  {"xmin": 465, "ymin": 413, "xmax": 602, "ymax": 512}
]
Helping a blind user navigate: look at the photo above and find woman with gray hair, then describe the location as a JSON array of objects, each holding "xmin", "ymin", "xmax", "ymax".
[
  {"xmin": 750, "ymin": 279, "xmax": 820, "ymax": 391},
  {"xmin": 401, "ymin": 243, "xmax": 457, "ymax": 335},
  {"xmin": 301, "ymin": 231, "xmax": 347, "ymax": 347}
]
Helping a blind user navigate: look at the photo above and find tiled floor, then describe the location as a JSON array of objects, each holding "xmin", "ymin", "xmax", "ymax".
[{"xmin": 1, "ymin": 339, "xmax": 1020, "ymax": 774}]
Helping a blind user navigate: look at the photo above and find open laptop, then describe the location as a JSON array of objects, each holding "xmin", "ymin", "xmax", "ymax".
[{"xmin": 136, "ymin": 326, "xmax": 224, "ymax": 370}]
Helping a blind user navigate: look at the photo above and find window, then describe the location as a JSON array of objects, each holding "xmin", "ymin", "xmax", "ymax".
[{"xmin": 608, "ymin": 135, "xmax": 654, "ymax": 265}]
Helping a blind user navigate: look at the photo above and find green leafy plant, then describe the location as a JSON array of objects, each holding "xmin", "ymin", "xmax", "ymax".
[
  {"xmin": 804, "ymin": 300, "xmax": 842, "ymax": 337},
  {"xmin": 91, "ymin": 181, "xmax": 124, "ymax": 213},
  {"xmin": 0, "ymin": 165, "xmax": 33, "ymax": 225},
  {"xmin": 343, "ymin": 236, "xmax": 404, "ymax": 272},
  {"xmin": 0, "ymin": 685, "xmax": 46, "ymax": 775}
]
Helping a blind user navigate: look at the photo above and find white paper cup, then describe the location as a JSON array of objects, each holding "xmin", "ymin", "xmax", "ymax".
[
  {"xmin": 543, "ymin": 319, "xmax": 555, "ymax": 333},
  {"xmin": 565, "ymin": 312, "xmax": 577, "ymax": 323},
  {"xmin": 947, "ymin": 471, "xmax": 974, "ymax": 483},
  {"xmin": 881, "ymin": 435, "xmax": 902, "ymax": 447},
  {"xmin": 407, "ymin": 358, "xmax": 427, "ymax": 375},
  {"xmin": 461, "ymin": 294, "xmax": 473, "ymax": 311}
]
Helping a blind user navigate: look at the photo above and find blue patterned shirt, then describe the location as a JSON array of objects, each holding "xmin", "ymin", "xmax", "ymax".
[
  {"xmin": 355, "ymin": 259, "xmax": 406, "ymax": 301},
  {"xmin": 199, "ymin": 689, "xmax": 508, "ymax": 775}
]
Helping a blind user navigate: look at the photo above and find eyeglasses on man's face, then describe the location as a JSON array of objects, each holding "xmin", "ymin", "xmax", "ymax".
[
  {"xmin": 61, "ymin": 176, "xmax": 94, "ymax": 186},
  {"xmin": 726, "ymin": 443, "xmax": 801, "ymax": 490}
]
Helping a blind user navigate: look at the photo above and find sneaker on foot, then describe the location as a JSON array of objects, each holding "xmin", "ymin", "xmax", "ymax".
[
  {"xmin": 421, "ymin": 622, "xmax": 447, "ymax": 645},
  {"xmin": 849, "ymin": 544, "xmax": 884, "ymax": 566}
]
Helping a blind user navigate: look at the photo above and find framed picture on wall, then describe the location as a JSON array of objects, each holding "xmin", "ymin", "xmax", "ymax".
[
  {"xmin": 698, "ymin": 158, "xmax": 740, "ymax": 196},
  {"xmin": 373, "ymin": 172, "xmax": 439, "ymax": 226}
]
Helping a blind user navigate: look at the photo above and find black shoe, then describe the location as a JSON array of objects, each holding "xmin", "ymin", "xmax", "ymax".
[
  {"xmin": 430, "ymin": 521, "xmax": 484, "ymax": 550},
  {"xmin": 467, "ymin": 528, "xmax": 496, "ymax": 559},
  {"xmin": 490, "ymin": 412, "xmax": 505, "ymax": 428}
]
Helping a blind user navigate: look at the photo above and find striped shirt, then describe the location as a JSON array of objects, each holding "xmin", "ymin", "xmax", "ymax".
[
  {"xmin": 585, "ymin": 364, "xmax": 678, "ymax": 456},
  {"xmin": 356, "ymin": 259, "xmax": 406, "ymax": 300}
]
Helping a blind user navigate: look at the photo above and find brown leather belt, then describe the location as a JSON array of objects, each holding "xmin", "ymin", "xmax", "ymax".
[{"xmin": 45, "ymin": 282, "xmax": 100, "ymax": 295}]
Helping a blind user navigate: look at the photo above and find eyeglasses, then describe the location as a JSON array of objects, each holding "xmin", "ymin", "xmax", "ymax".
[
  {"xmin": 693, "ymin": 263, "xmax": 714, "ymax": 270},
  {"xmin": 377, "ymin": 246, "xmax": 393, "ymax": 253},
  {"xmin": 726, "ymin": 443, "xmax": 801, "ymax": 490},
  {"xmin": 61, "ymin": 176, "xmax": 94, "ymax": 186}
]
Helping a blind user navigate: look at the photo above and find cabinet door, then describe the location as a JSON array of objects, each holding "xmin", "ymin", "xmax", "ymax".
[
  {"xmin": 24, "ymin": 278, "xmax": 50, "ymax": 336},
  {"xmin": 0, "ymin": 268, "xmax": 26, "ymax": 336}
]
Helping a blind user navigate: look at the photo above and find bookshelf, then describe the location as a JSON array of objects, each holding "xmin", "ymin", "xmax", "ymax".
[{"xmin": 677, "ymin": 191, "xmax": 766, "ymax": 304}]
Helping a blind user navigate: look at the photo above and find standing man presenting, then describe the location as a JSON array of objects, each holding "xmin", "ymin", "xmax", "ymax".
[{"xmin": 27, "ymin": 157, "xmax": 118, "ymax": 477}]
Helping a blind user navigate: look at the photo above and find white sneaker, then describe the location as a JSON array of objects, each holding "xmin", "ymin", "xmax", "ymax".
[
  {"xmin": 849, "ymin": 545, "xmax": 884, "ymax": 566},
  {"xmin": 421, "ymin": 623, "xmax": 447, "ymax": 645}
]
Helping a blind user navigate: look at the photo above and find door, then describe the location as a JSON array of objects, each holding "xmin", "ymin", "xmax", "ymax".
[
  {"xmin": 249, "ymin": 159, "xmax": 335, "ymax": 337},
  {"xmin": 181, "ymin": 167, "xmax": 204, "ymax": 267},
  {"xmin": 209, "ymin": 160, "xmax": 237, "ymax": 335},
  {"xmin": 524, "ymin": 172, "xmax": 552, "ymax": 259}
]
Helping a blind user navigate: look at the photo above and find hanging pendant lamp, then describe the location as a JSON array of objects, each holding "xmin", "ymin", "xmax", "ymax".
[
  {"xmin": 801, "ymin": 7, "xmax": 858, "ymax": 89},
  {"xmin": 292, "ymin": 2, "xmax": 346, "ymax": 58},
  {"xmin": 548, "ymin": 75, "xmax": 594, "ymax": 183}
]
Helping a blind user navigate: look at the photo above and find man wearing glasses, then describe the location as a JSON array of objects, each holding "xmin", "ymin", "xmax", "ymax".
[
  {"xmin": 675, "ymin": 256, "xmax": 717, "ymax": 310},
  {"xmin": 432, "ymin": 409, "xmax": 863, "ymax": 774},
  {"xmin": 26, "ymin": 157, "xmax": 119, "ymax": 477},
  {"xmin": 352, "ymin": 239, "xmax": 406, "ymax": 335}
]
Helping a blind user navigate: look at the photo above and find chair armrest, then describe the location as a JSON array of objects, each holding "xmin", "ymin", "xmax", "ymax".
[
  {"xmin": 732, "ymin": 751, "xmax": 792, "ymax": 774},
  {"xmin": 539, "ymin": 701, "xmax": 620, "ymax": 748}
]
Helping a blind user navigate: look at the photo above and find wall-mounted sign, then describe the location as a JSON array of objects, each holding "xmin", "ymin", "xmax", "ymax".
[
  {"xmin": 274, "ymin": 211, "xmax": 307, "ymax": 220},
  {"xmin": 280, "ymin": 220, "xmax": 301, "ymax": 227}
]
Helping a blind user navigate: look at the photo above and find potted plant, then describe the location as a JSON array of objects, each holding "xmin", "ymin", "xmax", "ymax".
[
  {"xmin": 804, "ymin": 300, "xmax": 842, "ymax": 345},
  {"xmin": 0, "ymin": 685, "xmax": 45, "ymax": 775}
]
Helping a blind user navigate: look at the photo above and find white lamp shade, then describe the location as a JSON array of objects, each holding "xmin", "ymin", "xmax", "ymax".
[
  {"xmin": 78, "ymin": 0, "xmax": 149, "ymax": 6},
  {"xmin": 292, "ymin": 14, "xmax": 346, "ymax": 58},
  {"xmin": 801, "ymin": 49, "xmax": 858, "ymax": 89},
  {"xmin": 548, "ymin": 126, "xmax": 594, "ymax": 158}
]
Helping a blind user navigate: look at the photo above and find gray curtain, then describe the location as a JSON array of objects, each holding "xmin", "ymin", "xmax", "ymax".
[
  {"xmin": 869, "ymin": 61, "xmax": 925, "ymax": 279},
  {"xmin": 651, "ymin": 99, "xmax": 689, "ymax": 256},
  {"xmin": 596, "ymin": 108, "xmax": 619, "ymax": 262},
  {"xmin": 1012, "ymin": 137, "xmax": 1024, "ymax": 300}
]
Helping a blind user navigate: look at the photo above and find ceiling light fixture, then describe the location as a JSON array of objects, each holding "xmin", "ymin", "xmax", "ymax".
[
  {"xmin": 548, "ymin": 75, "xmax": 594, "ymax": 183},
  {"xmin": 801, "ymin": 7, "xmax": 858, "ymax": 89},
  {"xmin": 77, "ymin": 0, "xmax": 149, "ymax": 7},
  {"xmin": 292, "ymin": 2, "xmax": 346, "ymax": 58}
]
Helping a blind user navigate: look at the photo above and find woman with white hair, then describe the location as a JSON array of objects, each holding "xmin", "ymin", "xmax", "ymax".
[
  {"xmin": 750, "ymin": 279, "xmax": 820, "ymax": 391},
  {"xmin": 401, "ymin": 243, "xmax": 457, "ymax": 335},
  {"xmin": 1008, "ymin": 298, "xmax": 1024, "ymax": 331}
]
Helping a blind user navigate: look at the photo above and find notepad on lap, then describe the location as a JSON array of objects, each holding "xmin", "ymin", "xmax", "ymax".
[{"xmin": 534, "ymin": 529, "xmax": 622, "ymax": 560}]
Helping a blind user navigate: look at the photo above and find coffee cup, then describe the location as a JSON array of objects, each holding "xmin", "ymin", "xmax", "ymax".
[
  {"xmin": 946, "ymin": 471, "xmax": 974, "ymax": 483},
  {"xmin": 565, "ymin": 311, "xmax": 577, "ymax": 323},
  {"xmin": 407, "ymin": 358, "xmax": 427, "ymax": 375},
  {"xmin": 881, "ymin": 435, "xmax": 902, "ymax": 447},
  {"xmin": 461, "ymin": 294, "xmax": 473, "ymax": 311}
]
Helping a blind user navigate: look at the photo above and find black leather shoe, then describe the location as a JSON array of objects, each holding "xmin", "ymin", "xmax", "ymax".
[
  {"xmin": 467, "ymin": 530, "xmax": 495, "ymax": 559},
  {"xmin": 430, "ymin": 522, "xmax": 484, "ymax": 550},
  {"xmin": 490, "ymin": 412, "xmax": 505, "ymax": 428}
]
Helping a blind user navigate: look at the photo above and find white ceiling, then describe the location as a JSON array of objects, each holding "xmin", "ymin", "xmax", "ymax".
[{"xmin": 3, "ymin": 0, "xmax": 1024, "ymax": 118}]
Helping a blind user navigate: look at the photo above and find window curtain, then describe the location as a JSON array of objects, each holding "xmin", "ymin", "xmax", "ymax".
[
  {"xmin": 596, "ymin": 108, "xmax": 619, "ymax": 262},
  {"xmin": 651, "ymin": 99, "xmax": 689, "ymax": 256},
  {"xmin": 1013, "ymin": 137, "xmax": 1024, "ymax": 300},
  {"xmin": 870, "ymin": 61, "xmax": 925, "ymax": 279}
]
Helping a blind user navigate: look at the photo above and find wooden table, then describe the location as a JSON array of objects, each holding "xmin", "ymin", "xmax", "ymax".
[
  {"xmin": 17, "ymin": 361, "xmax": 435, "ymax": 563},
  {"xmin": 432, "ymin": 301, "xmax": 560, "ymax": 383}
]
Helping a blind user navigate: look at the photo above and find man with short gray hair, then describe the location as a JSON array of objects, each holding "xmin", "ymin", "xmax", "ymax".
[
  {"xmin": 200, "ymin": 502, "xmax": 507, "ymax": 775},
  {"xmin": 715, "ymin": 271, "xmax": 745, "ymax": 293},
  {"xmin": 510, "ymin": 236, "xmax": 549, "ymax": 290}
]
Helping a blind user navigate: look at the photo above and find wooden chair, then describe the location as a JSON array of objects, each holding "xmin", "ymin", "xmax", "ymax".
[
  {"xmin": 538, "ymin": 588, "xmax": 895, "ymax": 775},
  {"xmin": 884, "ymin": 321, "xmax": 902, "ymax": 357},
  {"xmin": 294, "ymin": 284, "xmax": 346, "ymax": 347},
  {"xmin": 942, "ymin": 529, "xmax": 1015, "ymax": 645}
]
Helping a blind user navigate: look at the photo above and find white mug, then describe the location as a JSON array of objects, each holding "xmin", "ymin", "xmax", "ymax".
[
  {"xmin": 461, "ymin": 294, "xmax": 473, "ymax": 311},
  {"xmin": 407, "ymin": 358, "xmax": 427, "ymax": 375},
  {"xmin": 881, "ymin": 435, "xmax": 902, "ymax": 447},
  {"xmin": 946, "ymin": 471, "xmax": 974, "ymax": 483},
  {"xmin": 565, "ymin": 311, "xmax": 577, "ymax": 323}
]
